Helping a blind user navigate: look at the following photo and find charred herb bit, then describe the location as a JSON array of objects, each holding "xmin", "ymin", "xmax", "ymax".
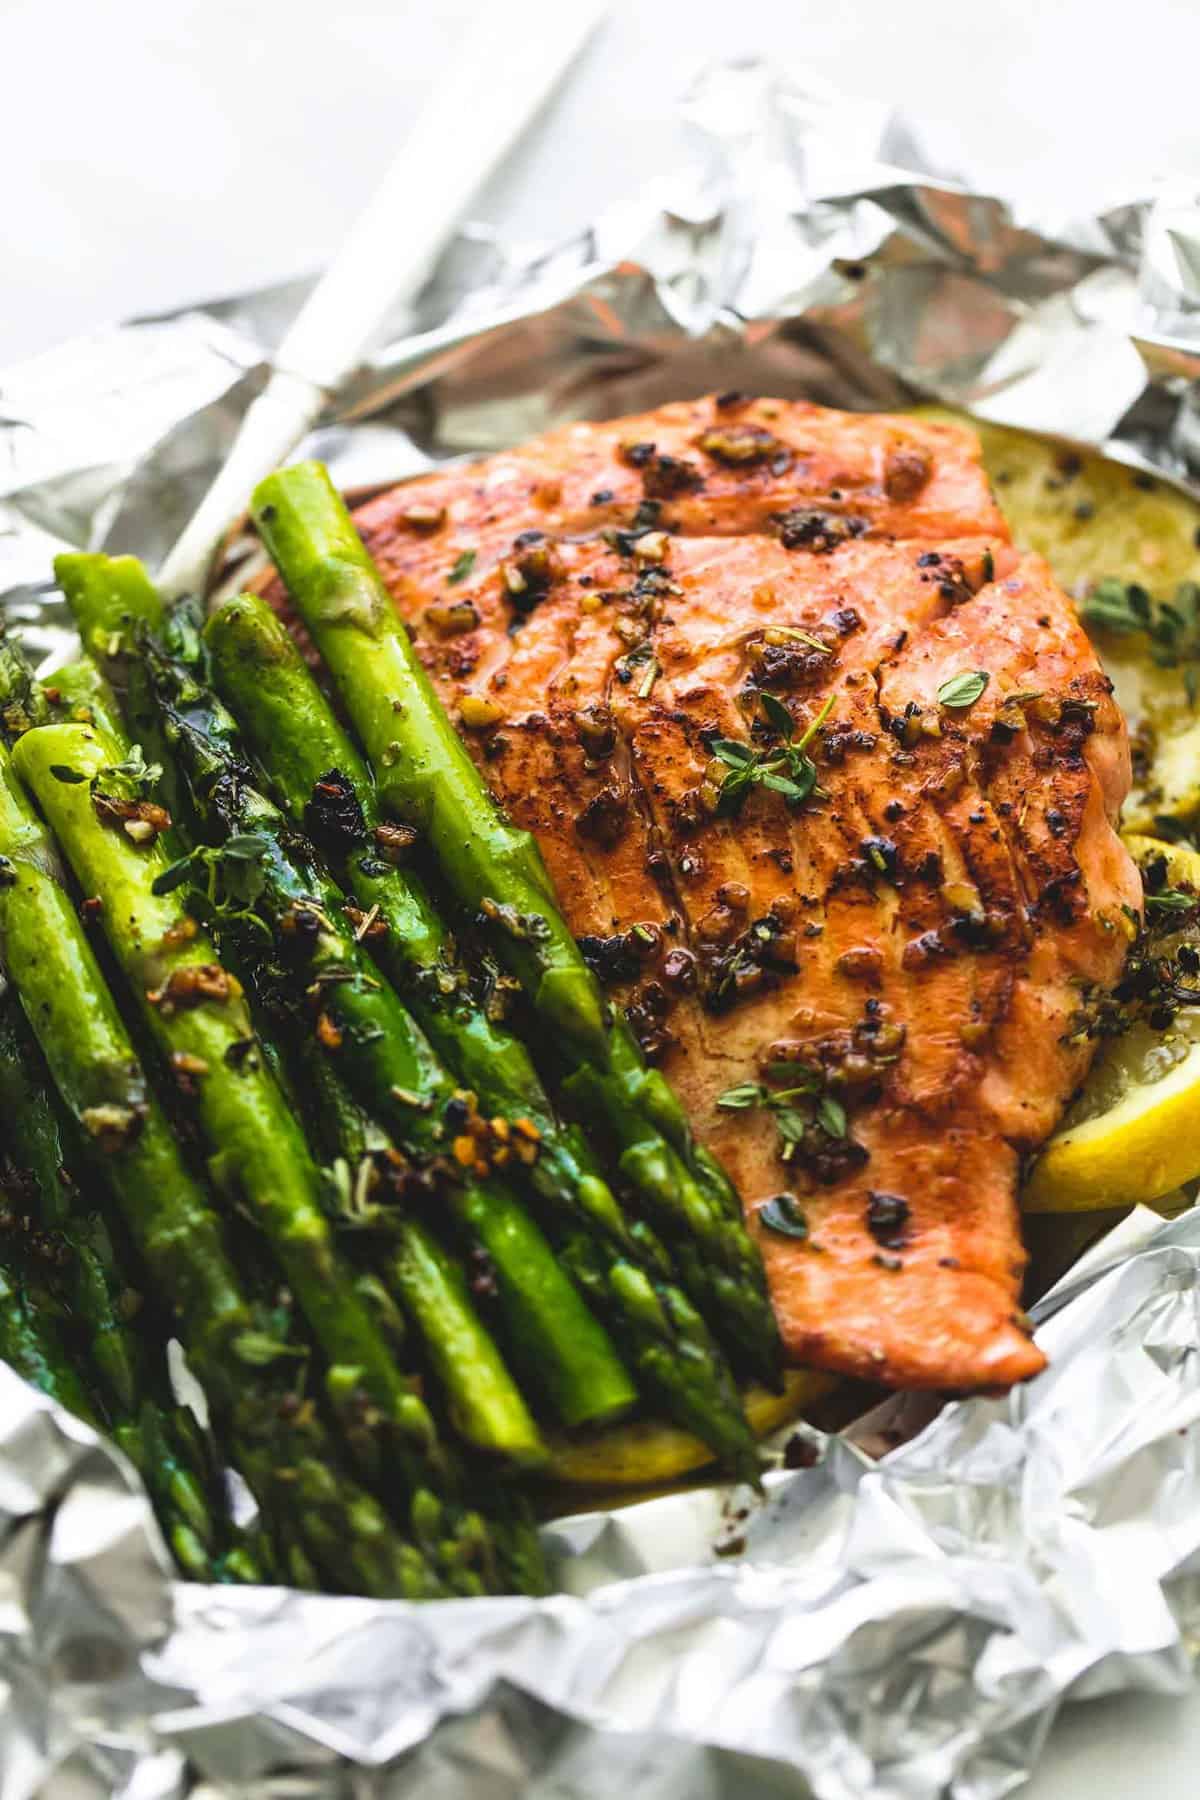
[
  {"xmin": 625, "ymin": 980, "xmax": 673, "ymax": 1063},
  {"xmin": 447, "ymin": 549, "xmax": 477, "ymax": 585},
  {"xmin": 574, "ymin": 702, "xmax": 617, "ymax": 761},
  {"xmin": 747, "ymin": 630, "xmax": 837, "ymax": 695},
  {"xmin": 1064, "ymin": 870, "xmax": 1200, "ymax": 1044},
  {"xmin": 708, "ymin": 691, "xmax": 835, "ymax": 818},
  {"xmin": 860, "ymin": 836, "xmax": 899, "ymax": 884},
  {"xmin": 883, "ymin": 446, "xmax": 932, "ymax": 502},
  {"xmin": 643, "ymin": 453, "xmax": 704, "ymax": 499},
  {"xmin": 574, "ymin": 786, "xmax": 629, "ymax": 850},
  {"xmin": 304, "ymin": 768, "xmax": 367, "ymax": 851},
  {"xmin": 772, "ymin": 509, "xmax": 867, "ymax": 553},
  {"xmin": 578, "ymin": 931, "xmax": 644, "ymax": 987},
  {"xmin": 757, "ymin": 1193, "xmax": 808, "ymax": 1241},
  {"xmin": 704, "ymin": 913, "xmax": 798, "ymax": 1014},
  {"xmin": 620, "ymin": 441, "xmax": 705, "ymax": 498},
  {"xmin": 477, "ymin": 896, "xmax": 552, "ymax": 945},
  {"xmin": 614, "ymin": 640, "xmax": 660, "ymax": 696},
  {"xmin": 603, "ymin": 502, "xmax": 667, "ymax": 561},
  {"xmin": 696, "ymin": 424, "xmax": 788, "ymax": 467},
  {"xmin": 501, "ymin": 538, "xmax": 563, "ymax": 615},
  {"xmin": 937, "ymin": 670, "xmax": 990, "ymax": 710},
  {"xmin": 865, "ymin": 1190, "xmax": 910, "ymax": 1249}
]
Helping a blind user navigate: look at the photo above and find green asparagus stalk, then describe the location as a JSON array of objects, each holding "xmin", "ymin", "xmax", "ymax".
[
  {"xmin": 0, "ymin": 992, "xmax": 250, "ymax": 1578},
  {"xmin": 128, "ymin": 626, "xmax": 636, "ymax": 1436},
  {"xmin": 251, "ymin": 990, "xmax": 549, "ymax": 1465},
  {"xmin": 56, "ymin": 554, "xmax": 639, "ymax": 1433},
  {"xmin": 276, "ymin": 1022, "xmax": 549, "ymax": 1593},
  {"xmin": 251, "ymin": 464, "xmax": 781, "ymax": 1385},
  {"xmin": 47, "ymin": 656, "xmax": 128, "ymax": 741},
  {"xmin": 12, "ymin": 721, "xmax": 432, "ymax": 1443},
  {"xmin": 0, "ymin": 1221, "xmax": 103, "ymax": 1425},
  {"xmin": 0, "ymin": 739, "xmax": 440, "ymax": 1597},
  {"xmin": 204, "ymin": 590, "xmax": 761, "ymax": 1476},
  {"xmin": 0, "ymin": 1227, "xmax": 233, "ymax": 1580},
  {"xmin": 5, "ymin": 718, "xmax": 498, "ymax": 1595}
]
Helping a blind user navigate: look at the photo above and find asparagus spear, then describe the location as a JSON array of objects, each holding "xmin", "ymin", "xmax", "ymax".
[
  {"xmin": 59, "ymin": 556, "xmax": 759, "ymax": 1475},
  {"xmin": 12, "ymin": 721, "xmax": 428, "ymax": 1439},
  {"xmin": 0, "ymin": 739, "xmax": 440, "ymax": 1597},
  {"xmin": 6, "ymin": 715, "xmax": 500, "ymax": 1594},
  {"xmin": 129, "ymin": 624, "xmax": 636, "ymax": 1435},
  {"xmin": 251, "ymin": 464, "xmax": 782, "ymax": 1385},
  {"xmin": 276, "ymin": 1021, "xmax": 549, "ymax": 1593},
  {"xmin": 0, "ymin": 1219, "xmax": 103, "ymax": 1425},
  {"xmin": 0, "ymin": 992, "xmax": 252, "ymax": 1578},
  {"xmin": 204, "ymin": 590, "xmax": 761, "ymax": 1476},
  {"xmin": 56, "ymin": 555, "xmax": 638, "ymax": 1431},
  {"xmin": 247, "ymin": 983, "xmax": 549, "ymax": 1466}
]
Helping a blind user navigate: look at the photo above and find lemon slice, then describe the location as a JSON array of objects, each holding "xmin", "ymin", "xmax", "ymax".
[
  {"xmin": 1024, "ymin": 836, "xmax": 1200, "ymax": 1210},
  {"xmin": 545, "ymin": 1367, "xmax": 834, "ymax": 1486}
]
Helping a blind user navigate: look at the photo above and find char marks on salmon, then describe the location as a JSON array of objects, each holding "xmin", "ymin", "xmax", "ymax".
[{"xmin": 261, "ymin": 397, "xmax": 1139, "ymax": 1391}]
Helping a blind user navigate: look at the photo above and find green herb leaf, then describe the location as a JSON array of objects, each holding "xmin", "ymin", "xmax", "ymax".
[
  {"xmin": 711, "ymin": 738, "xmax": 754, "ymax": 767},
  {"xmin": 759, "ymin": 770, "xmax": 810, "ymax": 801},
  {"xmin": 713, "ymin": 691, "xmax": 835, "ymax": 817},
  {"xmin": 817, "ymin": 1095, "xmax": 847, "ymax": 1138},
  {"xmin": 763, "ymin": 1061, "xmax": 821, "ymax": 1088},
  {"xmin": 231, "ymin": 1331, "xmax": 308, "ymax": 1367},
  {"xmin": 716, "ymin": 1081, "xmax": 765, "ymax": 1110},
  {"xmin": 792, "ymin": 690, "xmax": 836, "ymax": 754},
  {"xmin": 773, "ymin": 1106, "xmax": 809, "ymax": 1146},
  {"xmin": 151, "ymin": 852, "xmax": 201, "ymax": 896},
  {"xmin": 108, "ymin": 744, "xmax": 163, "ymax": 790},
  {"xmin": 222, "ymin": 834, "xmax": 270, "ymax": 861},
  {"xmin": 759, "ymin": 692, "xmax": 794, "ymax": 737},
  {"xmin": 49, "ymin": 764, "xmax": 87, "ymax": 784},
  {"xmin": 448, "ymin": 549, "xmax": 477, "ymax": 585},
  {"xmin": 759, "ymin": 1193, "xmax": 808, "ymax": 1240},
  {"xmin": 937, "ymin": 670, "xmax": 990, "ymax": 710},
  {"xmin": 1146, "ymin": 888, "xmax": 1197, "ymax": 913}
]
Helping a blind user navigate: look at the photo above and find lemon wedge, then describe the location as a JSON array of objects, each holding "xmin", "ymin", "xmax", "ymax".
[
  {"xmin": 1024, "ymin": 836, "xmax": 1200, "ymax": 1210},
  {"xmin": 545, "ymin": 1367, "xmax": 834, "ymax": 1486}
]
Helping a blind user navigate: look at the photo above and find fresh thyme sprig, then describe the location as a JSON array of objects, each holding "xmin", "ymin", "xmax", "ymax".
[
  {"xmin": 152, "ymin": 834, "xmax": 273, "ymax": 936},
  {"xmin": 709, "ymin": 691, "xmax": 835, "ymax": 818},
  {"xmin": 1080, "ymin": 578, "xmax": 1200, "ymax": 707},
  {"xmin": 717, "ymin": 1062, "xmax": 847, "ymax": 1161}
]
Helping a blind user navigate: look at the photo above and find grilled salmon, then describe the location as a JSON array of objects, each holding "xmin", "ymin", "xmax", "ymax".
[{"xmin": 261, "ymin": 397, "xmax": 1139, "ymax": 1391}]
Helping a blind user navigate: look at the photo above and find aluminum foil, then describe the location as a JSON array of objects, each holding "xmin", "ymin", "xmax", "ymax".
[{"xmin": 4, "ymin": 55, "xmax": 1200, "ymax": 1799}]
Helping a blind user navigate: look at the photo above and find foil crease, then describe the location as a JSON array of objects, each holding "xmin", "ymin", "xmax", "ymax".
[{"xmin": 3, "ymin": 56, "xmax": 1200, "ymax": 1797}]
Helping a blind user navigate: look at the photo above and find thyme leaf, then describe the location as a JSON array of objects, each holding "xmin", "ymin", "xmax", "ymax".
[
  {"xmin": 758, "ymin": 1193, "xmax": 808, "ymax": 1240},
  {"xmin": 936, "ymin": 669, "xmax": 990, "ymax": 709},
  {"xmin": 714, "ymin": 691, "xmax": 835, "ymax": 818}
]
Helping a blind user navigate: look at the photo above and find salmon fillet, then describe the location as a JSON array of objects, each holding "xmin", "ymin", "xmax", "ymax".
[{"xmin": 261, "ymin": 397, "xmax": 1139, "ymax": 1391}]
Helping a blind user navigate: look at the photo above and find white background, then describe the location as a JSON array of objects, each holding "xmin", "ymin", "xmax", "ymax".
[{"xmin": 4, "ymin": 1, "xmax": 1200, "ymax": 1791}]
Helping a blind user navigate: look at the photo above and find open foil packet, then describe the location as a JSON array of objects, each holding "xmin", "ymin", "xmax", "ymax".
[{"xmin": 3, "ymin": 58, "xmax": 1200, "ymax": 1799}]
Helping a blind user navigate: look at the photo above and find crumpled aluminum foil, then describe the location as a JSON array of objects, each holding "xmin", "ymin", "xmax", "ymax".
[{"xmin": 3, "ymin": 55, "xmax": 1200, "ymax": 1799}]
